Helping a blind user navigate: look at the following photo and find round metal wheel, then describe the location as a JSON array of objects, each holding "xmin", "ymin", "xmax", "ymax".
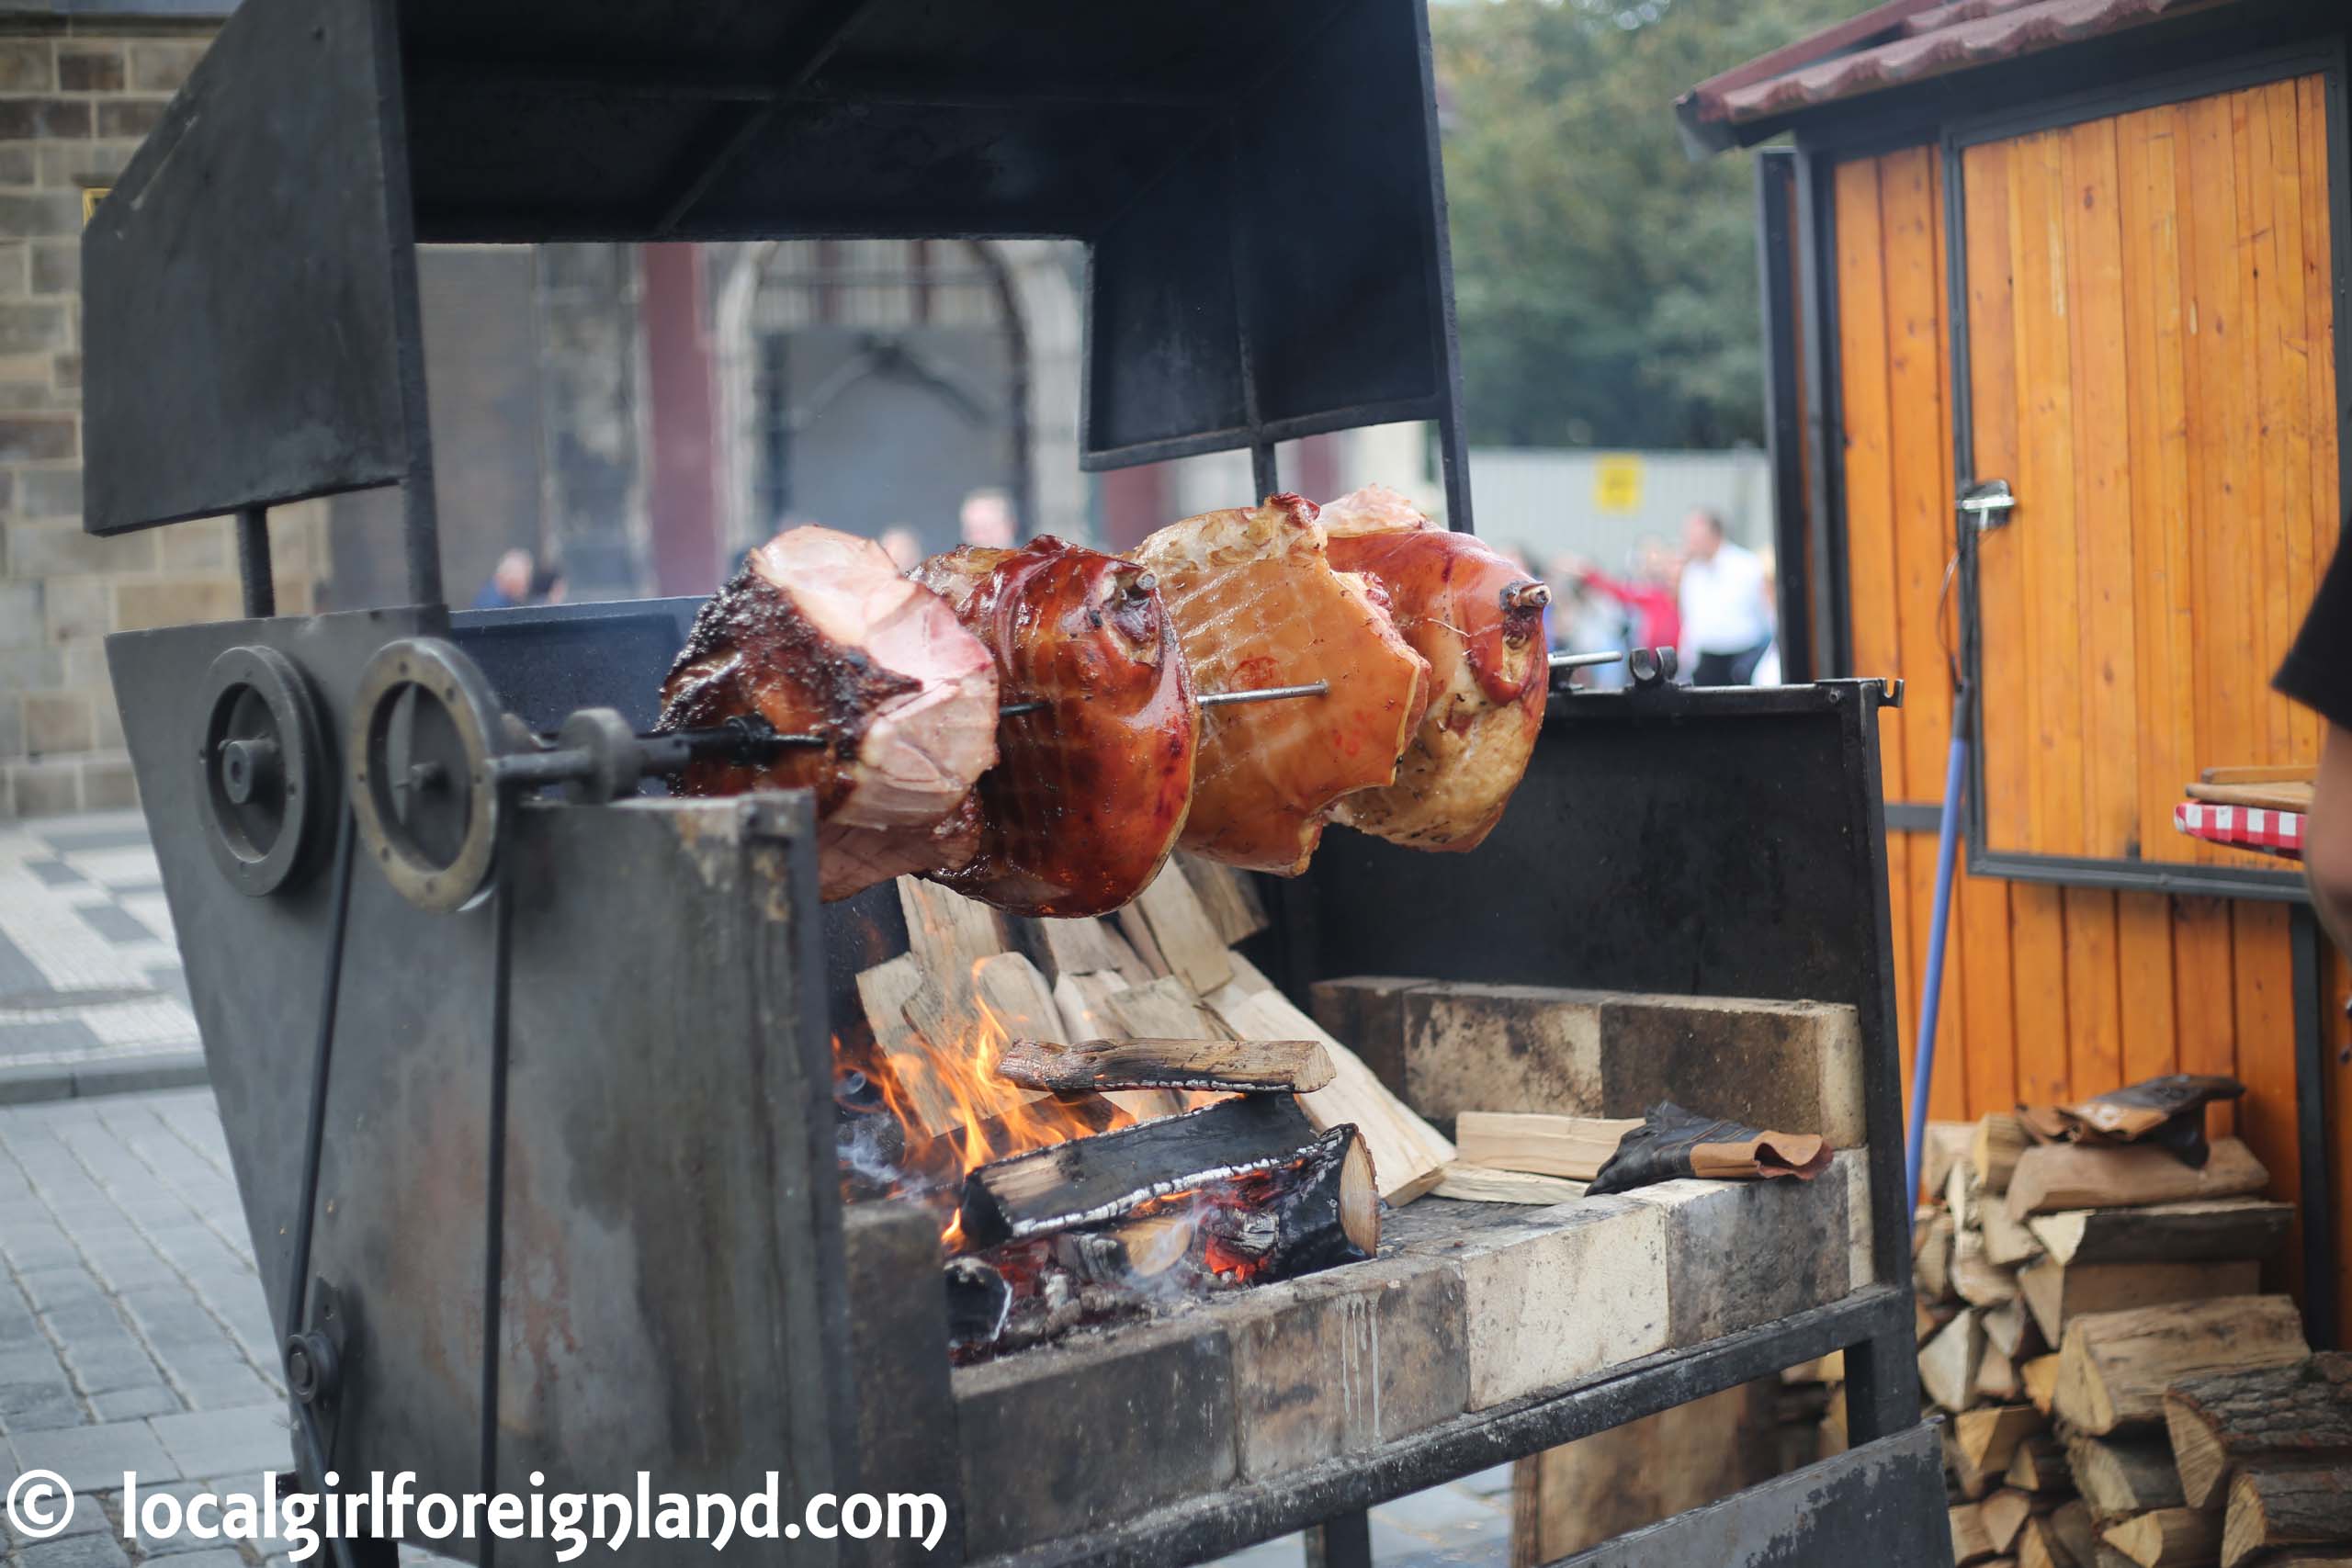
[
  {"xmin": 347, "ymin": 637, "xmax": 506, "ymax": 914},
  {"xmin": 195, "ymin": 645, "xmax": 326, "ymax": 896}
]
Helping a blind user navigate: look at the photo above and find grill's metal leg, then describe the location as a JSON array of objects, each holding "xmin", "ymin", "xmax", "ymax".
[
  {"xmin": 1839, "ymin": 1329, "xmax": 1920, "ymax": 1447},
  {"xmin": 478, "ymin": 831, "xmax": 517, "ymax": 1568},
  {"xmin": 1252, "ymin": 441, "xmax": 1279, "ymax": 502},
  {"xmin": 1306, "ymin": 1508, "xmax": 1373, "ymax": 1568}
]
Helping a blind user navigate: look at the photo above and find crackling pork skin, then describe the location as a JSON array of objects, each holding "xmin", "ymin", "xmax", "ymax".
[
  {"xmin": 1319, "ymin": 486, "xmax": 1553, "ymax": 852},
  {"xmin": 1132, "ymin": 495, "xmax": 1430, "ymax": 875},
  {"xmin": 911, "ymin": 536, "xmax": 1197, "ymax": 917},
  {"xmin": 655, "ymin": 525, "xmax": 998, "ymax": 899}
]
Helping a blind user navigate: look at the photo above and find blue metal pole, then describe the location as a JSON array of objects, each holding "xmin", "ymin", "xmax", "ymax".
[{"xmin": 1906, "ymin": 682, "xmax": 1971, "ymax": 1209}]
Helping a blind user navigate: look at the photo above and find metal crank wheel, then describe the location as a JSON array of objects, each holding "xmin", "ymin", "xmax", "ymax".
[
  {"xmin": 196, "ymin": 645, "xmax": 327, "ymax": 896},
  {"xmin": 348, "ymin": 637, "xmax": 506, "ymax": 913}
]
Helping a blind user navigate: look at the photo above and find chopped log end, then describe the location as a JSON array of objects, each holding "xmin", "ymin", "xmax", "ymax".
[
  {"xmin": 2223, "ymin": 1463, "xmax": 2352, "ymax": 1568},
  {"xmin": 2165, "ymin": 1352, "xmax": 2352, "ymax": 1512},
  {"xmin": 2102, "ymin": 1507, "xmax": 2220, "ymax": 1568}
]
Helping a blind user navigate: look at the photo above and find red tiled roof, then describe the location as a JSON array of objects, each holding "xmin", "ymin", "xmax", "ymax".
[{"xmin": 1680, "ymin": 0, "xmax": 2236, "ymax": 130}]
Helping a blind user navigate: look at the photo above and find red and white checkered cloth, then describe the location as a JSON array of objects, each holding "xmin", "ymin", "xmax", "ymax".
[{"xmin": 2173, "ymin": 801, "xmax": 2305, "ymax": 861}]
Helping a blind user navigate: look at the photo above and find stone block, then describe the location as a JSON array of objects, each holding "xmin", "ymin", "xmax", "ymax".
[
  {"xmin": 0, "ymin": 39, "xmax": 53, "ymax": 91},
  {"xmin": 1597, "ymin": 995, "xmax": 1865, "ymax": 1146},
  {"xmin": 38, "ymin": 139, "xmax": 138, "ymax": 189},
  {"xmin": 0, "ymin": 99, "xmax": 90, "ymax": 141},
  {"xmin": 30, "ymin": 237, "xmax": 75, "ymax": 295},
  {"xmin": 51, "ymin": 348, "xmax": 76, "ymax": 389},
  {"xmin": 1, "ymin": 580, "xmax": 46, "ymax": 645},
  {"xmin": 95, "ymin": 98, "xmax": 165, "ymax": 141},
  {"xmin": 22, "ymin": 690, "xmax": 93, "ymax": 754},
  {"xmin": 44, "ymin": 574, "xmax": 111, "ymax": 640},
  {"xmin": 1224, "ymin": 1249, "xmax": 1468, "ymax": 1480},
  {"xmin": 112, "ymin": 577, "xmax": 239, "ymax": 632},
  {"xmin": 0, "ymin": 239, "xmax": 26, "ymax": 296},
  {"xmin": 8, "ymin": 525, "xmax": 131, "ymax": 579},
  {"xmin": 1620, "ymin": 1174, "xmax": 1850, "ymax": 1345},
  {"xmin": 1308, "ymin": 976, "xmax": 1426, "ymax": 1100},
  {"xmin": 80, "ymin": 755, "xmax": 134, "ymax": 809},
  {"xmin": 56, "ymin": 46, "xmax": 125, "ymax": 93},
  {"xmin": 1404, "ymin": 982, "xmax": 1607, "ymax": 1135},
  {"xmin": 127, "ymin": 41, "xmax": 207, "ymax": 94},
  {"xmin": 9, "ymin": 1415, "xmax": 176, "ymax": 1489},
  {"xmin": 0, "ymin": 192, "xmax": 85, "ymax": 239},
  {"xmin": 0, "ymin": 411, "xmax": 75, "ymax": 458},
  {"xmin": 0, "ymin": 144, "xmax": 35, "ymax": 185},
  {"xmin": 1448, "ymin": 1197, "xmax": 1670, "ymax": 1409},
  {"xmin": 15, "ymin": 462, "xmax": 83, "ymax": 518},
  {"xmin": 156, "ymin": 515, "xmax": 231, "ymax": 572},
  {"xmin": 955, "ymin": 1320, "xmax": 1235, "ymax": 1556}
]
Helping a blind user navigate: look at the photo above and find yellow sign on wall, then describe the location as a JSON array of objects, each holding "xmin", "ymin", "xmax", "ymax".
[
  {"xmin": 1593, "ymin": 453, "xmax": 1644, "ymax": 514},
  {"xmin": 82, "ymin": 186, "xmax": 110, "ymax": 224}
]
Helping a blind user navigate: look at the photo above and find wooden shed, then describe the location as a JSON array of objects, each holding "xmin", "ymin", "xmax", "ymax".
[{"xmin": 1681, "ymin": 0, "xmax": 2350, "ymax": 1342}]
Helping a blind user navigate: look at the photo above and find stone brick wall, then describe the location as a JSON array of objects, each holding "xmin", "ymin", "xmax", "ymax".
[{"xmin": 0, "ymin": 20, "xmax": 334, "ymax": 818}]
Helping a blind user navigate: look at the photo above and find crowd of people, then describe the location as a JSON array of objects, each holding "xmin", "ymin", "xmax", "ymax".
[{"xmin": 1522, "ymin": 507, "xmax": 1780, "ymax": 688}]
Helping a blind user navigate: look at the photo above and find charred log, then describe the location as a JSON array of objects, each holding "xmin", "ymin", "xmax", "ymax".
[{"xmin": 959, "ymin": 1094, "xmax": 1321, "ymax": 1247}]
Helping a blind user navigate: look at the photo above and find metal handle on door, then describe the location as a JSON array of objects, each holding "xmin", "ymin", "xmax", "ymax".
[{"xmin": 1959, "ymin": 478, "xmax": 2017, "ymax": 533}]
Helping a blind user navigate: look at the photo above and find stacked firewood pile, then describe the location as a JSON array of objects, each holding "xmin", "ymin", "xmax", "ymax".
[{"xmin": 1789, "ymin": 1111, "xmax": 2352, "ymax": 1566}]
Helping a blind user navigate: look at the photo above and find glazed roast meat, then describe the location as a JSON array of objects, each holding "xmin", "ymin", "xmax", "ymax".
[
  {"xmin": 655, "ymin": 525, "xmax": 999, "ymax": 899},
  {"xmin": 1132, "ymin": 494, "xmax": 1430, "ymax": 875},
  {"xmin": 911, "ymin": 536, "xmax": 1197, "ymax": 917},
  {"xmin": 1322, "ymin": 485, "xmax": 1553, "ymax": 852}
]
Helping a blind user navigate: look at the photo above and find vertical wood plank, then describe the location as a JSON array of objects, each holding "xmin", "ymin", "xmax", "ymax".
[
  {"xmin": 2060, "ymin": 119, "xmax": 2141, "ymax": 858},
  {"xmin": 1887, "ymin": 827, "xmax": 1917, "ymax": 1111},
  {"xmin": 2229, "ymin": 901, "xmax": 2301, "ymax": 1299},
  {"xmin": 2183, "ymin": 92, "xmax": 2260, "ymax": 795},
  {"xmin": 1957, "ymin": 874, "xmax": 2018, "ymax": 1119},
  {"xmin": 2297, "ymin": 77, "xmax": 2343, "ymax": 599},
  {"xmin": 1835, "ymin": 156, "xmax": 1905, "ymax": 806},
  {"xmin": 1963, "ymin": 139, "xmax": 2032, "ymax": 855},
  {"xmin": 2008, "ymin": 130, "xmax": 2086, "ymax": 854},
  {"xmin": 2009, "ymin": 884, "xmax": 2071, "ymax": 1106},
  {"xmin": 2061, "ymin": 887, "xmax": 2124, "ymax": 1099},
  {"xmin": 2115, "ymin": 892, "xmax": 2179, "ymax": 1085},
  {"xmin": 2242, "ymin": 85, "xmax": 2316, "ymax": 766},
  {"xmin": 1884, "ymin": 147, "xmax": 1956, "ymax": 812},
  {"xmin": 2115, "ymin": 104, "xmax": 2199, "ymax": 863},
  {"xmin": 2173, "ymin": 896, "xmax": 2240, "ymax": 1136}
]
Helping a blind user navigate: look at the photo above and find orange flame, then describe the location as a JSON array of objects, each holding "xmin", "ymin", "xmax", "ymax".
[{"xmin": 856, "ymin": 960, "xmax": 1151, "ymax": 1247}]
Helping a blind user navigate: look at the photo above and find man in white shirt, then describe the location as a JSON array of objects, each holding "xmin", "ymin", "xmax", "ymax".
[{"xmin": 1676, "ymin": 509, "xmax": 1774, "ymax": 685}]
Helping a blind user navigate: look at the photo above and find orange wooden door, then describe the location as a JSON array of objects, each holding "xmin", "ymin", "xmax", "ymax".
[{"xmin": 1958, "ymin": 79, "xmax": 2340, "ymax": 870}]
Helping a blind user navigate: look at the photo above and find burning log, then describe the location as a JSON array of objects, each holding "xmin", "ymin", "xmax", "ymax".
[
  {"xmin": 994, "ymin": 1036, "xmax": 1335, "ymax": 1096},
  {"xmin": 957, "ymin": 1095, "xmax": 1378, "ymax": 1263}
]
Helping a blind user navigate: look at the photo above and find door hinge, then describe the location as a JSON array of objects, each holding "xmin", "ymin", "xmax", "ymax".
[{"xmin": 1959, "ymin": 478, "xmax": 2016, "ymax": 533}]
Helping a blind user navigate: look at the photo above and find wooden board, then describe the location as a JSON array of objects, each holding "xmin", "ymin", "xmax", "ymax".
[
  {"xmin": 1454, "ymin": 1113, "xmax": 1639, "ymax": 1183},
  {"xmin": 994, "ymin": 1035, "xmax": 1333, "ymax": 1096},
  {"xmin": 854, "ymin": 954, "xmax": 961, "ymax": 1137},
  {"xmin": 1105, "ymin": 975, "xmax": 1230, "ymax": 1043},
  {"xmin": 2186, "ymin": 781, "xmax": 2314, "ymax": 812},
  {"xmin": 1174, "ymin": 852, "xmax": 1268, "ymax": 945},
  {"xmin": 1436, "ymin": 1164, "xmax": 1588, "ymax": 1205},
  {"xmin": 1510, "ymin": 1381, "xmax": 1780, "ymax": 1565}
]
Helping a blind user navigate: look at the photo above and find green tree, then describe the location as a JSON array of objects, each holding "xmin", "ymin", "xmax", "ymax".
[{"xmin": 1436, "ymin": 0, "xmax": 1856, "ymax": 449}]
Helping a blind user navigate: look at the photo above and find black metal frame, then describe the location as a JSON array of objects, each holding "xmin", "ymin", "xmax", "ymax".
[
  {"xmin": 1756, "ymin": 149, "xmax": 1815, "ymax": 683},
  {"xmin": 1939, "ymin": 38, "xmax": 2352, "ymax": 900}
]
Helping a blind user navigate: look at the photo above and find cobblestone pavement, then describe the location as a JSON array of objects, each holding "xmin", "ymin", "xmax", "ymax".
[
  {"xmin": 0, "ymin": 813, "xmax": 205, "ymax": 1101},
  {"xmin": 1, "ymin": 1089, "xmax": 293, "ymax": 1566}
]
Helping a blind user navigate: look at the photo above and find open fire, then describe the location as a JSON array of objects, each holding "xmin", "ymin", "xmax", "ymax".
[{"xmin": 835, "ymin": 944, "xmax": 1378, "ymax": 1360}]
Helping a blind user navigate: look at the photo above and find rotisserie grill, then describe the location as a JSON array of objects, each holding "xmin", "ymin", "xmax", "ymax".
[{"xmin": 80, "ymin": 0, "xmax": 1945, "ymax": 1562}]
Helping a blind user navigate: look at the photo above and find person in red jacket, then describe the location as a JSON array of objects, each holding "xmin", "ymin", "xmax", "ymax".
[{"xmin": 1561, "ymin": 540, "xmax": 1681, "ymax": 656}]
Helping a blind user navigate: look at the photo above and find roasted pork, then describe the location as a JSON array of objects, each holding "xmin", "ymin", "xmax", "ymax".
[
  {"xmin": 911, "ymin": 537, "xmax": 1197, "ymax": 916},
  {"xmin": 1132, "ymin": 495, "xmax": 1429, "ymax": 874},
  {"xmin": 1321, "ymin": 485, "xmax": 1552, "ymax": 852},
  {"xmin": 656, "ymin": 525, "xmax": 999, "ymax": 898}
]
